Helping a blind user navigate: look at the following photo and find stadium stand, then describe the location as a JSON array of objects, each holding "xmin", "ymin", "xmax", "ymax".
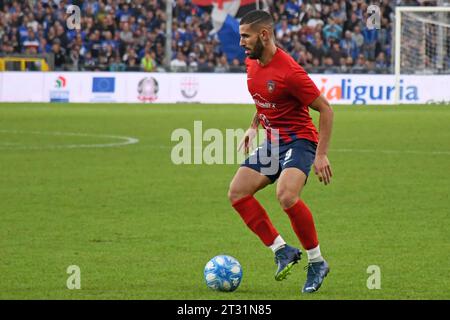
[{"xmin": 0, "ymin": 0, "xmax": 443, "ymax": 73}]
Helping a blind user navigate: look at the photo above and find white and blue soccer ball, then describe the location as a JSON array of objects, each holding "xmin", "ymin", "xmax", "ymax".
[{"xmin": 204, "ymin": 255, "xmax": 243, "ymax": 292}]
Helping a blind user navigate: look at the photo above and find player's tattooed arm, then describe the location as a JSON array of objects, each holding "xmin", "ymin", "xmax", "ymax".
[{"xmin": 250, "ymin": 111, "xmax": 259, "ymax": 129}]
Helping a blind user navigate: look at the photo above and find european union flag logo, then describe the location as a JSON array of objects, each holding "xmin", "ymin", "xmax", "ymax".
[{"xmin": 92, "ymin": 77, "xmax": 115, "ymax": 93}]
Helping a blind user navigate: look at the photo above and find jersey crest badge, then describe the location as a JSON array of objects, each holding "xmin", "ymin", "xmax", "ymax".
[{"xmin": 267, "ymin": 80, "xmax": 275, "ymax": 93}]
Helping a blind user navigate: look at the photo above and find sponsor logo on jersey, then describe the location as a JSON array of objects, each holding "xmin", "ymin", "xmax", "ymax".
[{"xmin": 252, "ymin": 93, "xmax": 276, "ymax": 109}]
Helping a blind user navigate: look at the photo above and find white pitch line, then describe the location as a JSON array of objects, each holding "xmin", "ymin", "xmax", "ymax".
[
  {"xmin": 330, "ymin": 148, "xmax": 450, "ymax": 156},
  {"xmin": 146, "ymin": 145, "xmax": 450, "ymax": 156},
  {"xmin": 0, "ymin": 130, "xmax": 139, "ymax": 150}
]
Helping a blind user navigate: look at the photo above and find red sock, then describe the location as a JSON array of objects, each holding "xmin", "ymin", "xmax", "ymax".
[
  {"xmin": 284, "ymin": 200, "xmax": 319, "ymax": 250},
  {"xmin": 232, "ymin": 195, "xmax": 279, "ymax": 246}
]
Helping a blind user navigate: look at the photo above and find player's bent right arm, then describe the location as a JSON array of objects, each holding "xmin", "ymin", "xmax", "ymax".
[{"xmin": 238, "ymin": 111, "xmax": 259, "ymax": 155}]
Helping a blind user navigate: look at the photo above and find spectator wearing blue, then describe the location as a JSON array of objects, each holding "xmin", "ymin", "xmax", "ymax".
[
  {"xmin": 285, "ymin": 0, "xmax": 300, "ymax": 19},
  {"xmin": 101, "ymin": 31, "xmax": 118, "ymax": 51},
  {"xmin": 86, "ymin": 30, "xmax": 101, "ymax": 59},
  {"xmin": 306, "ymin": 31, "xmax": 322, "ymax": 48},
  {"xmin": 350, "ymin": 0, "xmax": 364, "ymax": 21},
  {"xmin": 290, "ymin": 41, "xmax": 304, "ymax": 62},
  {"xmin": 362, "ymin": 27, "xmax": 378, "ymax": 60},
  {"xmin": 275, "ymin": 16, "xmax": 293, "ymax": 40},
  {"xmin": 340, "ymin": 30, "xmax": 359, "ymax": 61},
  {"xmin": 183, "ymin": 23, "xmax": 196, "ymax": 44},
  {"xmin": 116, "ymin": 3, "xmax": 133, "ymax": 23},
  {"xmin": 330, "ymin": 2, "xmax": 346, "ymax": 25},
  {"xmin": 66, "ymin": 27, "xmax": 79, "ymax": 44},
  {"xmin": 176, "ymin": 21, "xmax": 189, "ymax": 44},
  {"xmin": 38, "ymin": 37, "xmax": 51, "ymax": 54},
  {"xmin": 323, "ymin": 18, "xmax": 343, "ymax": 43},
  {"xmin": 23, "ymin": 28, "xmax": 39, "ymax": 53},
  {"xmin": 18, "ymin": 15, "xmax": 30, "ymax": 42},
  {"xmin": 82, "ymin": 0, "xmax": 100, "ymax": 16},
  {"xmin": 74, "ymin": 32, "xmax": 88, "ymax": 50}
]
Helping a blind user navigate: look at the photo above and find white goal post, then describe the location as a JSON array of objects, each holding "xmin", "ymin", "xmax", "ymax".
[{"xmin": 394, "ymin": 6, "xmax": 450, "ymax": 104}]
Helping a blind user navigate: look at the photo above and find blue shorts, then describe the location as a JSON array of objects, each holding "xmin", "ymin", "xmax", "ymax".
[{"xmin": 241, "ymin": 138, "xmax": 317, "ymax": 183}]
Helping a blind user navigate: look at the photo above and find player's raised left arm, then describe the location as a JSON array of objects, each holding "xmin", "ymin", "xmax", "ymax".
[{"xmin": 309, "ymin": 95, "xmax": 334, "ymax": 185}]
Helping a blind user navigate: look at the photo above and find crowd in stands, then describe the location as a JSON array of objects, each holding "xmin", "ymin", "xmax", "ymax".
[{"xmin": 0, "ymin": 0, "xmax": 442, "ymax": 73}]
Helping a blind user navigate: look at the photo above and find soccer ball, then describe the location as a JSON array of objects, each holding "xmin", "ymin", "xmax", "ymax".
[{"xmin": 204, "ymin": 255, "xmax": 243, "ymax": 292}]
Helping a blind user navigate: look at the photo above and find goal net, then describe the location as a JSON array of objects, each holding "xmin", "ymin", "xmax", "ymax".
[{"xmin": 394, "ymin": 6, "xmax": 450, "ymax": 103}]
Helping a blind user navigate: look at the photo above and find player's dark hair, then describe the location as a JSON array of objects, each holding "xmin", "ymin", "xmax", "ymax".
[{"xmin": 240, "ymin": 10, "xmax": 274, "ymax": 29}]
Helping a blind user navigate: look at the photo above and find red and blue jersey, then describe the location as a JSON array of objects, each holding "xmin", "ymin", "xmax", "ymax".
[{"xmin": 245, "ymin": 48, "xmax": 320, "ymax": 144}]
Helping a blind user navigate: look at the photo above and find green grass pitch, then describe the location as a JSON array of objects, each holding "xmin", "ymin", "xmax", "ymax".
[{"xmin": 0, "ymin": 103, "xmax": 449, "ymax": 300}]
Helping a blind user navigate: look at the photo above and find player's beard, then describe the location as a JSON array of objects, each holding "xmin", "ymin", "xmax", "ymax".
[{"xmin": 248, "ymin": 37, "xmax": 264, "ymax": 60}]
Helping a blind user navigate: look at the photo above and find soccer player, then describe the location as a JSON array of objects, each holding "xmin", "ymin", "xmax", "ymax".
[{"xmin": 228, "ymin": 10, "xmax": 334, "ymax": 294}]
